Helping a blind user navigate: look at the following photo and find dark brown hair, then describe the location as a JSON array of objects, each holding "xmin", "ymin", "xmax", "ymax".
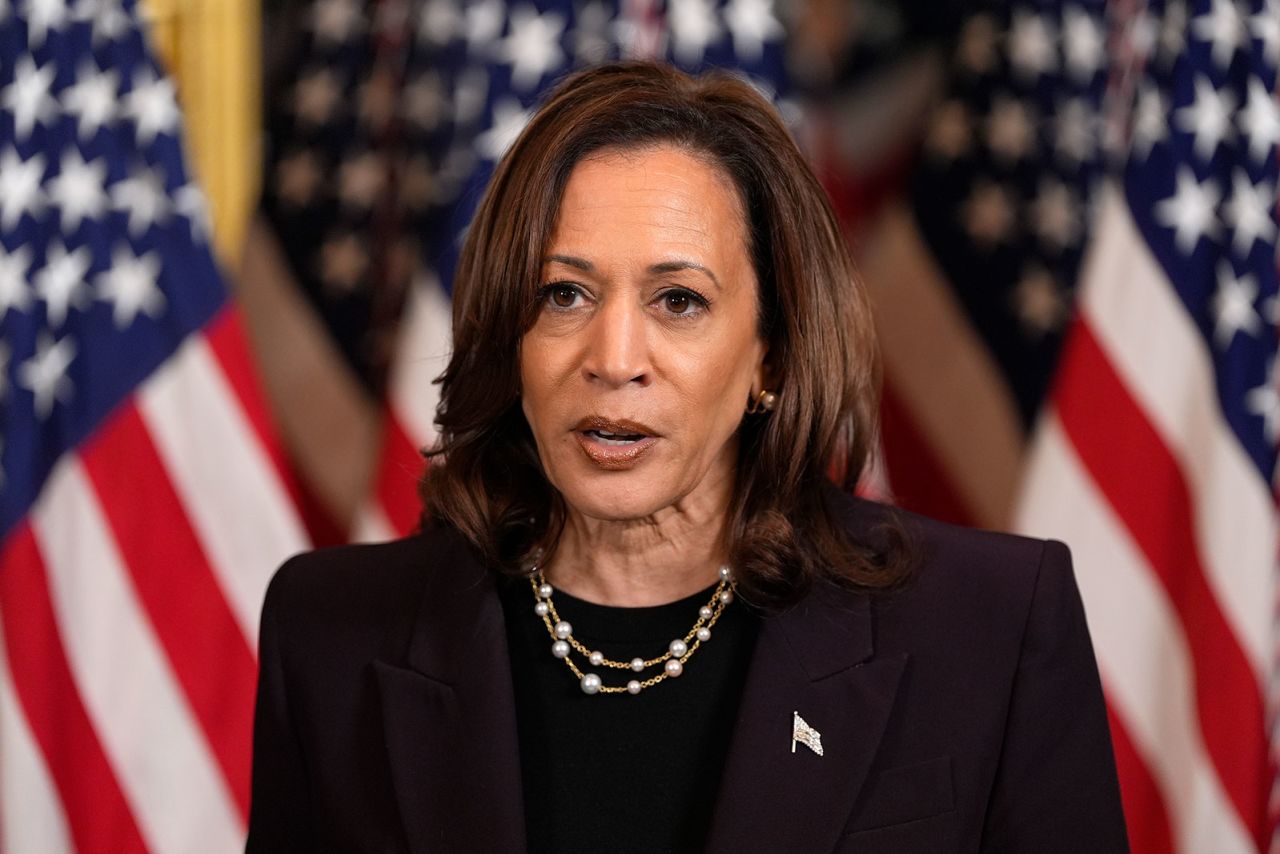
[{"xmin": 422, "ymin": 61, "xmax": 909, "ymax": 608}]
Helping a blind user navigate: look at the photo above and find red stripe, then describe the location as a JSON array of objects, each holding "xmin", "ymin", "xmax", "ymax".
[
  {"xmin": 1105, "ymin": 700, "xmax": 1175, "ymax": 854},
  {"xmin": 78, "ymin": 402, "xmax": 256, "ymax": 820},
  {"xmin": 878, "ymin": 380, "xmax": 979, "ymax": 528},
  {"xmin": 0, "ymin": 524, "xmax": 149, "ymax": 852},
  {"xmin": 204, "ymin": 306, "xmax": 304, "ymax": 512},
  {"xmin": 374, "ymin": 412, "xmax": 426, "ymax": 537},
  {"xmin": 1055, "ymin": 320, "xmax": 1268, "ymax": 846}
]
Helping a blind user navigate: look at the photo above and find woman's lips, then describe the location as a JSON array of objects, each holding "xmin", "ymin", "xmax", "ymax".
[{"xmin": 574, "ymin": 430, "xmax": 658, "ymax": 470}]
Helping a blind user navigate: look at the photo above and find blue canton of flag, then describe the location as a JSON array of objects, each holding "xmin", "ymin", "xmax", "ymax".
[
  {"xmin": 1126, "ymin": 0, "xmax": 1279, "ymax": 484},
  {"xmin": 0, "ymin": 0, "xmax": 222, "ymax": 537}
]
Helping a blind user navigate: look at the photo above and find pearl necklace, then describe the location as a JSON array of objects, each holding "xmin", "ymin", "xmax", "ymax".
[{"xmin": 529, "ymin": 566, "xmax": 736, "ymax": 695}]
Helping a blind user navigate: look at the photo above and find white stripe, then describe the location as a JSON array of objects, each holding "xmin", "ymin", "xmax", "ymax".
[
  {"xmin": 0, "ymin": 615, "xmax": 73, "ymax": 854},
  {"xmin": 1078, "ymin": 186, "xmax": 1277, "ymax": 679},
  {"xmin": 387, "ymin": 272, "xmax": 452, "ymax": 447},
  {"xmin": 31, "ymin": 456, "xmax": 245, "ymax": 854},
  {"xmin": 856, "ymin": 202, "xmax": 1025, "ymax": 528},
  {"xmin": 138, "ymin": 333, "xmax": 309, "ymax": 646},
  {"xmin": 1016, "ymin": 417, "xmax": 1255, "ymax": 854}
]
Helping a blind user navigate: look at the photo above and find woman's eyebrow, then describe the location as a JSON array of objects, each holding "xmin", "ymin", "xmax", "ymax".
[
  {"xmin": 545, "ymin": 254, "xmax": 593, "ymax": 271},
  {"xmin": 649, "ymin": 260, "xmax": 720, "ymax": 290}
]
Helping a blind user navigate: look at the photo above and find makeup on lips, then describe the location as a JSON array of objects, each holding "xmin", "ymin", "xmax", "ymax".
[{"xmin": 573, "ymin": 415, "xmax": 659, "ymax": 470}]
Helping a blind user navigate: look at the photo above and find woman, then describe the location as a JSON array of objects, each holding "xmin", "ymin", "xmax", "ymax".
[{"xmin": 247, "ymin": 62, "xmax": 1127, "ymax": 853}]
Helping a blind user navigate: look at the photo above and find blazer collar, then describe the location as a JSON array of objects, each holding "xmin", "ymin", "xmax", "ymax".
[{"xmin": 373, "ymin": 531, "xmax": 527, "ymax": 854}]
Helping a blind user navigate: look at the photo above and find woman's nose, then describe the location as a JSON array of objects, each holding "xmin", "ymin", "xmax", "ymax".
[{"xmin": 581, "ymin": 299, "xmax": 651, "ymax": 388}]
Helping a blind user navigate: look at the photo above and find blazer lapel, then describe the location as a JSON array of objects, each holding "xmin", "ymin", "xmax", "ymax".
[
  {"xmin": 373, "ymin": 535, "xmax": 526, "ymax": 854},
  {"xmin": 705, "ymin": 583, "xmax": 907, "ymax": 854}
]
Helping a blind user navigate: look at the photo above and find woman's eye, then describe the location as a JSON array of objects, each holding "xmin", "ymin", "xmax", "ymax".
[
  {"xmin": 664, "ymin": 292, "xmax": 691, "ymax": 313},
  {"xmin": 548, "ymin": 285, "xmax": 579, "ymax": 308}
]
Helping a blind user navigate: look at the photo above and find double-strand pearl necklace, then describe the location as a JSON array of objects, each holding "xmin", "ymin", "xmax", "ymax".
[{"xmin": 529, "ymin": 566, "xmax": 736, "ymax": 695}]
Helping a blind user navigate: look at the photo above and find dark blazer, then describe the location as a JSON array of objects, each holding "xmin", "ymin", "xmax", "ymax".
[{"xmin": 246, "ymin": 492, "xmax": 1128, "ymax": 853}]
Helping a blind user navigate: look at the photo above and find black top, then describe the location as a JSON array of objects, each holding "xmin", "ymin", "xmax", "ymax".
[{"xmin": 499, "ymin": 575, "xmax": 761, "ymax": 854}]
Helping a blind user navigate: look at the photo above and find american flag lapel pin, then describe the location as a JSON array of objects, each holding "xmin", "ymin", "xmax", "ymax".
[{"xmin": 792, "ymin": 711, "xmax": 823, "ymax": 757}]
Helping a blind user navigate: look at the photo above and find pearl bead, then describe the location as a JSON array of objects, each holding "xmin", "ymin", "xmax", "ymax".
[
  {"xmin": 669, "ymin": 639, "xmax": 688, "ymax": 658},
  {"xmin": 630, "ymin": 657, "xmax": 645, "ymax": 672},
  {"xmin": 588, "ymin": 650, "xmax": 604, "ymax": 666},
  {"xmin": 627, "ymin": 680, "xmax": 642, "ymax": 695},
  {"xmin": 537, "ymin": 583, "xmax": 553, "ymax": 599},
  {"xmin": 580, "ymin": 673, "xmax": 601, "ymax": 695},
  {"xmin": 719, "ymin": 566, "xmax": 731, "ymax": 579},
  {"xmin": 696, "ymin": 627, "xmax": 711, "ymax": 642},
  {"xmin": 533, "ymin": 601, "xmax": 549, "ymax": 617},
  {"xmin": 552, "ymin": 640, "xmax": 570, "ymax": 658},
  {"xmin": 699, "ymin": 606, "xmax": 713, "ymax": 620},
  {"xmin": 664, "ymin": 658, "xmax": 683, "ymax": 677},
  {"xmin": 554, "ymin": 620, "xmax": 572, "ymax": 639},
  {"xmin": 719, "ymin": 590, "xmax": 733, "ymax": 605}
]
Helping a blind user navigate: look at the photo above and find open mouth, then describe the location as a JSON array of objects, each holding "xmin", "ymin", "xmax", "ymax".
[
  {"xmin": 573, "ymin": 416, "xmax": 660, "ymax": 469},
  {"xmin": 582, "ymin": 429, "xmax": 648, "ymax": 445}
]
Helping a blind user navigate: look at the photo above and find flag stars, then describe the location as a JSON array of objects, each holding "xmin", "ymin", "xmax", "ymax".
[
  {"xmin": 1191, "ymin": 0, "xmax": 1245, "ymax": 70},
  {"xmin": 17, "ymin": 333, "xmax": 75, "ymax": 419},
  {"xmin": 1131, "ymin": 84, "xmax": 1168, "ymax": 162},
  {"xmin": 956, "ymin": 15, "xmax": 999, "ymax": 75},
  {"xmin": 1250, "ymin": 0, "xmax": 1280, "ymax": 65},
  {"xmin": 1008, "ymin": 11, "xmax": 1057, "ymax": 81},
  {"xmin": 1210, "ymin": 262, "xmax": 1262, "ymax": 348},
  {"xmin": 96, "ymin": 243, "xmax": 165, "ymax": 328},
  {"xmin": 357, "ymin": 68, "xmax": 399, "ymax": 132},
  {"xmin": 174, "ymin": 184, "xmax": 211, "ymax": 244},
  {"xmin": 1030, "ymin": 179, "xmax": 1082, "ymax": 252},
  {"xmin": 1062, "ymin": 6, "xmax": 1104, "ymax": 82},
  {"xmin": 1176, "ymin": 75, "xmax": 1235, "ymax": 163},
  {"xmin": 47, "ymin": 148, "xmax": 108, "ymax": 232},
  {"xmin": 927, "ymin": 101, "xmax": 971, "ymax": 162},
  {"xmin": 1221, "ymin": 171, "xmax": 1276, "ymax": 257},
  {"xmin": 319, "ymin": 232, "xmax": 368, "ymax": 294},
  {"xmin": 477, "ymin": 98, "xmax": 531, "ymax": 162},
  {"xmin": 72, "ymin": 0, "xmax": 132, "ymax": 45},
  {"xmin": 2, "ymin": 56, "xmax": 58, "ymax": 142},
  {"xmin": 961, "ymin": 181, "xmax": 1016, "ymax": 248},
  {"xmin": 1247, "ymin": 357, "xmax": 1280, "ymax": 445},
  {"xmin": 1053, "ymin": 98, "xmax": 1098, "ymax": 166},
  {"xmin": 495, "ymin": 5, "xmax": 566, "ymax": 92},
  {"xmin": 23, "ymin": 0, "xmax": 68, "ymax": 48},
  {"xmin": 572, "ymin": 1, "xmax": 612, "ymax": 64},
  {"xmin": 293, "ymin": 68, "xmax": 343, "ymax": 127},
  {"xmin": 1155, "ymin": 166, "xmax": 1221, "ymax": 254},
  {"xmin": 34, "ymin": 241, "xmax": 92, "ymax": 328},
  {"xmin": 124, "ymin": 70, "xmax": 180, "ymax": 146},
  {"xmin": 338, "ymin": 151, "xmax": 385, "ymax": 210},
  {"xmin": 61, "ymin": 64, "xmax": 118, "ymax": 141},
  {"xmin": 309, "ymin": 0, "xmax": 364, "ymax": 45},
  {"xmin": 986, "ymin": 97, "xmax": 1036, "ymax": 164},
  {"xmin": 668, "ymin": 0, "xmax": 723, "ymax": 65},
  {"xmin": 1012, "ymin": 267, "xmax": 1070, "ymax": 338},
  {"xmin": 1158, "ymin": 0, "xmax": 1189, "ymax": 66},
  {"xmin": 1239, "ymin": 77, "xmax": 1280, "ymax": 164},
  {"xmin": 110, "ymin": 165, "xmax": 170, "ymax": 236},
  {"xmin": 464, "ymin": 0, "xmax": 505, "ymax": 55},
  {"xmin": 401, "ymin": 73, "xmax": 447, "ymax": 131},
  {"xmin": 0, "ymin": 148, "xmax": 46, "ymax": 230},
  {"xmin": 417, "ymin": 0, "xmax": 461, "ymax": 45},
  {"xmin": 275, "ymin": 149, "xmax": 325, "ymax": 208},
  {"xmin": 0, "ymin": 244, "xmax": 32, "ymax": 319},
  {"xmin": 724, "ymin": 0, "xmax": 783, "ymax": 63}
]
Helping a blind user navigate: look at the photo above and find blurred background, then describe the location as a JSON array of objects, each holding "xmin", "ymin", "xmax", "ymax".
[{"xmin": 0, "ymin": 0, "xmax": 1275, "ymax": 851}]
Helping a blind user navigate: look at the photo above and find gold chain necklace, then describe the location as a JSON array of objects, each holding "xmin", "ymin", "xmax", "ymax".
[{"xmin": 528, "ymin": 566, "xmax": 735, "ymax": 695}]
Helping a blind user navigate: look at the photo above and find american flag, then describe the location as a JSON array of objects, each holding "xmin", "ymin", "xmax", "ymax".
[
  {"xmin": 1017, "ymin": 0, "xmax": 1279, "ymax": 850},
  {"xmin": 0, "ymin": 0, "xmax": 309, "ymax": 849},
  {"xmin": 347, "ymin": 0, "xmax": 792, "ymax": 540}
]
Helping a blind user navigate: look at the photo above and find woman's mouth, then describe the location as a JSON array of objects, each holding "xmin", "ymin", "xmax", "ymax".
[{"xmin": 573, "ymin": 417, "xmax": 660, "ymax": 469}]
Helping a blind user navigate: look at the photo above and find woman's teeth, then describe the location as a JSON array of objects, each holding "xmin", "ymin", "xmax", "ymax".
[{"xmin": 587, "ymin": 430, "xmax": 643, "ymax": 445}]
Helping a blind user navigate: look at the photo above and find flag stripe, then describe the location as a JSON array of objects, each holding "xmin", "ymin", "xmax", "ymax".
[
  {"xmin": 1018, "ymin": 415, "xmax": 1255, "ymax": 854},
  {"xmin": 0, "ymin": 612, "xmax": 75, "ymax": 854},
  {"xmin": 78, "ymin": 400, "xmax": 257, "ymax": 819},
  {"xmin": 1106, "ymin": 703, "xmax": 1175, "ymax": 854},
  {"xmin": 878, "ymin": 380, "xmax": 979, "ymax": 527},
  {"xmin": 1055, "ymin": 319, "xmax": 1267, "ymax": 842},
  {"xmin": 31, "ymin": 458, "xmax": 245, "ymax": 854},
  {"xmin": 368, "ymin": 415, "xmax": 425, "ymax": 538},
  {"xmin": 139, "ymin": 327, "xmax": 309, "ymax": 644},
  {"xmin": 856, "ymin": 202, "xmax": 1025, "ymax": 528},
  {"xmin": 1080, "ymin": 191, "xmax": 1275, "ymax": 675},
  {"xmin": 0, "ymin": 524, "xmax": 148, "ymax": 854}
]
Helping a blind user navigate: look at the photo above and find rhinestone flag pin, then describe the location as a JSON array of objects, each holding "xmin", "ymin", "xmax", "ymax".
[{"xmin": 792, "ymin": 711, "xmax": 823, "ymax": 757}]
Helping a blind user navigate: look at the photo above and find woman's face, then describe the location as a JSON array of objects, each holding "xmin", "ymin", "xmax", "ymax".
[{"xmin": 519, "ymin": 145, "xmax": 768, "ymax": 522}]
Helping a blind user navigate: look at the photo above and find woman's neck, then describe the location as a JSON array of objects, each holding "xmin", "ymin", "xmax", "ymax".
[{"xmin": 544, "ymin": 493, "xmax": 731, "ymax": 607}]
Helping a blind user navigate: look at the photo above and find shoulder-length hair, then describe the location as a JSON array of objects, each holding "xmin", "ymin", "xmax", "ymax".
[{"xmin": 422, "ymin": 61, "xmax": 908, "ymax": 608}]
